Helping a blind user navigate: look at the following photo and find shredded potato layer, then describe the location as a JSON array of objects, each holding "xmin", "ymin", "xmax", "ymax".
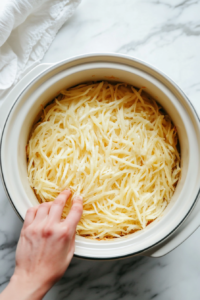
[{"xmin": 27, "ymin": 81, "xmax": 181, "ymax": 239}]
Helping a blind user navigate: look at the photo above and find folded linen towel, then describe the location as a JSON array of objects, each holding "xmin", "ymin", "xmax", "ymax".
[{"xmin": 0, "ymin": 0, "xmax": 81, "ymax": 101}]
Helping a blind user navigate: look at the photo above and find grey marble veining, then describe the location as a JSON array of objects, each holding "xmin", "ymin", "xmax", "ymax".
[{"xmin": 1, "ymin": 0, "xmax": 200, "ymax": 299}]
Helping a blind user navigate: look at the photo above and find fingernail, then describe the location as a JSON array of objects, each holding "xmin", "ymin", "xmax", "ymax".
[
  {"xmin": 63, "ymin": 189, "xmax": 71, "ymax": 194},
  {"xmin": 73, "ymin": 195, "xmax": 83, "ymax": 202}
]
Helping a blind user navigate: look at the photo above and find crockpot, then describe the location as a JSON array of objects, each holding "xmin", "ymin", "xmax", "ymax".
[{"xmin": 0, "ymin": 53, "xmax": 200, "ymax": 260}]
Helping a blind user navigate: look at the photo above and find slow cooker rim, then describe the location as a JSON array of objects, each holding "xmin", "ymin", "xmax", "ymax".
[{"xmin": 1, "ymin": 52, "xmax": 200, "ymax": 260}]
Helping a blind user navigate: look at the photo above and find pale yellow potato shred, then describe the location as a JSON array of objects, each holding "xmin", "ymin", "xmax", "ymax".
[{"xmin": 27, "ymin": 81, "xmax": 181, "ymax": 239}]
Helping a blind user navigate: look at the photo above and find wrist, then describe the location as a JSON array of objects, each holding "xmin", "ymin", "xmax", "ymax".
[{"xmin": 7, "ymin": 273, "xmax": 50, "ymax": 300}]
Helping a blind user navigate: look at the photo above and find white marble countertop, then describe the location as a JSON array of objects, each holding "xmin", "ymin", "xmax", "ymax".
[{"xmin": 1, "ymin": 0, "xmax": 200, "ymax": 299}]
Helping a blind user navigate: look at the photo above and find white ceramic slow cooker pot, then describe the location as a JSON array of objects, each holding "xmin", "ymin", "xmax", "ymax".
[{"xmin": 1, "ymin": 53, "xmax": 200, "ymax": 260}]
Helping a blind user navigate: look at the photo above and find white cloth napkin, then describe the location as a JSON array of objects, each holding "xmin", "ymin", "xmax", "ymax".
[{"xmin": 0, "ymin": 0, "xmax": 81, "ymax": 101}]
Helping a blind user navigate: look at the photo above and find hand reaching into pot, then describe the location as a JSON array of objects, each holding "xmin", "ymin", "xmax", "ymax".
[{"xmin": 0, "ymin": 190, "xmax": 83, "ymax": 300}]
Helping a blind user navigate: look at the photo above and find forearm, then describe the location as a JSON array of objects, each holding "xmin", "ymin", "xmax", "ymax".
[{"xmin": 0, "ymin": 274, "xmax": 49, "ymax": 300}]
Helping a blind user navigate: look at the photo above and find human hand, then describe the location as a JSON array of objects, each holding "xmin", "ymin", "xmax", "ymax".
[{"xmin": 0, "ymin": 190, "xmax": 83, "ymax": 300}]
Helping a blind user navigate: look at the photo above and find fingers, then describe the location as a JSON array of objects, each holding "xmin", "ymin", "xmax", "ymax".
[
  {"xmin": 23, "ymin": 205, "xmax": 39, "ymax": 228},
  {"xmin": 33, "ymin": 202, "xmax": 52, "ymax": 223},
  {"xmin": 24, "ymin": 189, "xmax": 77, "ymax": 229},
  {"xmin": 48, "ymin": 190, "xmax": 71, "ymax": 223},
  {"xmin": 64, "ymin": 196, "xmax": 83, "ymax": 232}
]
